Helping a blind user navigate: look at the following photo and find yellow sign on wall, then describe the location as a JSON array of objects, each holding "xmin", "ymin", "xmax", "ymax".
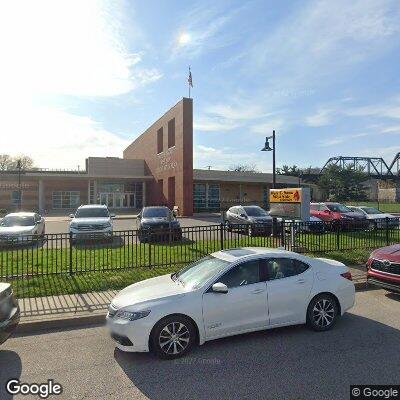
[{"xmin": 270, "ymin": 188, "xmax": 302, "ymax": 203}]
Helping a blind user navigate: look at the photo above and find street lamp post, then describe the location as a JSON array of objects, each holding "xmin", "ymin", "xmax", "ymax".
[
  {"xmin": 17, "ymin": 159, "xmax": 22, "ymax": 211},
  {"xmin": 261, "ymin": 130, "xmax": 277, "ymax": 235},
  {"xmin": 261, "ymin": 130, "xmax": 276, "ymax": 188}
]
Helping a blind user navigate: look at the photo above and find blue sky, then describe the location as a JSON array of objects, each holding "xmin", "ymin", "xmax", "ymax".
[{"xmin": 1, "ymin": 0, "xmax": 400, "ymax": 172}]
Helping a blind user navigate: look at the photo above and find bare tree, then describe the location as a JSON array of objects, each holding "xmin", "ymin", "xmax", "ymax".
[
  {"xmin": 229, "ymin": 163, "xmax": 259, "ymax": 173},
  {"xmin": 0, "ymin": 154, "xmax": 13, "ymax": 170},
  {"xmin": 0, "ymin": 154, "xmax": 35, "ymax": 170}
]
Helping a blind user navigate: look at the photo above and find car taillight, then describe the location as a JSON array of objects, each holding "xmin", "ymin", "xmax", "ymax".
[{"xmin": 341, "ymin": 272, "xmax": 352, "ymax": 281}]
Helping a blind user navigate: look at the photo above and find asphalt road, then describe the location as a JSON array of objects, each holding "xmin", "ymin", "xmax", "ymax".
[
  {"xmin": 45, "ymin": 216, "xmax": 222, "ymax": 234},
  {"xmin": 1, "ymin": 289, "xmax": 399, "ymax": 400}
]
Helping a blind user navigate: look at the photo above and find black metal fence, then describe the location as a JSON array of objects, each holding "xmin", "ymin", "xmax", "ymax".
[{"xmin": 0, "ymin": 218, "xmax": 399, "ymax": 281}]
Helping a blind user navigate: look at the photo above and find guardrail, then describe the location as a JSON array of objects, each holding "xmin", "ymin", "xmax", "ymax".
[{"xmin": 0, "ymin": 218, "xmax": 399, "ymax": 280}]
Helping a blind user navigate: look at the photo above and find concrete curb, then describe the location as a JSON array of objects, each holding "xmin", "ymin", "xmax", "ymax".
[{"xmin": 15, "ymin": 282, "xmax": 369, "ymax": 336}]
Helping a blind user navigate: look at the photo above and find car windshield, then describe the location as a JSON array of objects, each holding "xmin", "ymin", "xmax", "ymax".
[
  {"xmin": 75, "ymin": 208, "xmax": 109, "ymax": 218},
  {"xmin": 142, "ymin": 208, "xmax": 169, "ymax": 218},
  {"xmin": 175, "ymin": 256, "xmax": 229, "ymax": 290},
  {"xmin": 361, "ymin": 207, "xmax": 382, "ymax": 215},
  {"xmin": 326, "ymin": 204, "xmax": 352, "ymax": 213},
  {"xmin": 1, "ymin": 216, "xmax": 35, "ymax": 227},
  {"xmin": 243, "ymin": 206, "xmax": 268, "ymax": 217}
]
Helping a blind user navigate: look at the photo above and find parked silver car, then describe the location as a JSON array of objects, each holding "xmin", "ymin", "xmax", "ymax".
[
  {"xmin": 69, "ymin": 205, "xmax": 115, "ymax": 241},
  {"xmin": 0, "ymin": 282, "xmax": 20, "ymax": 345},
  {"xmin": 0, "ymin": 212, "xmax": 45, "ymax": 244},
  {"xmin": 225, "ymin": 205, "xmax": 273, "ymax": 236},
  {"xmin": 348, "ymin": 206, "xmax": 399, "ymax": 229}
]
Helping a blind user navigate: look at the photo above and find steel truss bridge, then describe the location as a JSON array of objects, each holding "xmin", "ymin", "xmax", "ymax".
[{"xmin": 320, "ymin": 153, "xmax": 400, "ymax": 179}]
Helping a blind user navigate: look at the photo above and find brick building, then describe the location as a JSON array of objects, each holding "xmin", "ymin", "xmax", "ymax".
[{"xmin": 0, "ymin": 98, "xmax": 299, "ymax": 216}]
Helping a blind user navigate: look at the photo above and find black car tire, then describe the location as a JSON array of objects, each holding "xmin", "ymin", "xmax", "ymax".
[
  {"xmin": 307, "ymin": 294, "xmax": 339, "ymax": 332},
  {"xmin": 151, "ymin": 315, "xmax": 196, "ymax": 359}
]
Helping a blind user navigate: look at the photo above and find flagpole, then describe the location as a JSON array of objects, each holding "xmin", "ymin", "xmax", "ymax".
[{"xmin": 188, "ymin": 66, "xmax": 191, "ymax": 98}]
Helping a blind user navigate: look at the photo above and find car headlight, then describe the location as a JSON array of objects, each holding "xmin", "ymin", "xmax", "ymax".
[{"xmin": 115, "ymin": 310, "xmax": 151, "ymax": 321}]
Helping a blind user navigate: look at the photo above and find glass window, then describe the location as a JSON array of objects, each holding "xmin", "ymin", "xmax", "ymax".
[
  {"xmin": 266, "ymin": 258, "xmax": 309, "ymax": 280},
  {"xmin": 157, "ymin": 127, "xmax": 163, "ymax": 153},
  {"xmin": 75, "ymin": 207, "xmax": 109, "ymax": 218},
  {"xmin": 326, "ymin": 203, "xmax": 351, "ymax": 213},
  {"xmin": 193, "ymin": 183, "xmax": 206, "ymax": 211},
  {"xmin": 219, "ymin": 260, "xmax": 260, "ymax": 288},
  {"xmin": 1, "ymin": 215, "xmax": 35, "ymax": 227},
  {"xmin": 11, "ymin": 191, "xmax": 21, "ymax": 206},
  {"xmin": 142, "ymin": 207, "xmax": 169, "ymax": 218},
  {"xmin": 310, "ymin": 204, "xmax": 318, "ymax": 211},
  {"xmin": 361, "ymin": 207, "xmax": 382, "ymax": 215},
  {"xmin": 243, "ymin": 206, "xmax": 268, "ymax": 216},
  {"xmin": 52, "ymin": 191, "xmax": 80, "ymax": 209},
  {"xmin": 175, "ymin": 256, "xmax": 229, "ymax": 290},
  {"xmin": 208, "ymin": 184, "xmax": 220, "ymax": 211},
  {"xmin": 168, "ymin": 118, "xmax": 175, "ymax": 148}
]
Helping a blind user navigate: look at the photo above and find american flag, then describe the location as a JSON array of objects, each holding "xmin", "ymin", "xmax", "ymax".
[{"xmin": 188, "ymin": 68, "xmax": 193, "ymax": 88}]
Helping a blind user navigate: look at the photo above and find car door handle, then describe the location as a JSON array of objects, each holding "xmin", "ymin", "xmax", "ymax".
[
  {"xmin": 251, "ymin": 288, "xmax": 264, "ymax": 294},
  {"xmin": 296, "ymin": 279, "xmax": 306, "ymax": 284}
]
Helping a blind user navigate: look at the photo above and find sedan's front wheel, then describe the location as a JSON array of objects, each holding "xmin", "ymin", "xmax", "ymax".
[
  {"xmin": 151, "ymin": 315, "xmax": 196, "ymax": 359},
  {"xmin": 307, "ymin": 294, "xmax": 338, "ymax": 331}
]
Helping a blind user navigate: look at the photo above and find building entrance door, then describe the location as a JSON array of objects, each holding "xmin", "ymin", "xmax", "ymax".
[{"xmin": 99, "ymin": 193, "xmax": 135, "ymax": 208}]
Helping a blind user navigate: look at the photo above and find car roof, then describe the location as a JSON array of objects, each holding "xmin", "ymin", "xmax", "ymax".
[
  {"xmin": 211, "ymin": 247, "xmax": 299, "ymax": 262},
  {"xmin": 5, "ymin": 212, "xmax": 36, "ymax": 217},
  {"xmin": 78, "ymin": 204, "xmax": 107, "ymax": 209},
  {"xmin": 143, "ymin": 206, "xmax": 170, "ymax": 210}
]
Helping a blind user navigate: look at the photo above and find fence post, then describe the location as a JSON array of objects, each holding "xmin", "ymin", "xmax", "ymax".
[
  {"xmin": 280, "ymin": 219, "xmax": 285, "ymax": 249},
  {"xmin": 386, "ymin": 217, "xmax": 389, "ymax": 246},
  {"xmin": 220, "ymin": 223, "xmax": 224, "ymax": 250},
  {"xmin": 69, "ymin": 232, "xmax": 73, "ymax": 276},
  {"xmin": 336, "ymin": 223, "xmax": 340, "ymax": 251}
]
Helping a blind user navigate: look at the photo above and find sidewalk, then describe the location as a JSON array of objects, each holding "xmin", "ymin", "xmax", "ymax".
[{"xmin": 15, "ymin": 265, "xmax": 368, "ymax": 334}]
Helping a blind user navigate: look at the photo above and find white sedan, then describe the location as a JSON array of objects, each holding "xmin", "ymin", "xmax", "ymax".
[
  {"xmin": 0, "ymin": 212, "xmax": 45, "ymax": 243},
  {"xmin": 107, "ymin": 247, "xmax": 355, "ymax": 359}
]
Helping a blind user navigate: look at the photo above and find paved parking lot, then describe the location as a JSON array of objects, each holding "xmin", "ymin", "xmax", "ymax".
[
  {"xmin": 1, "ymin": 289, "xmax": 399, "ymax": 400},
  {"xmin": 45, "ymin": 216, "xmax": 222, "ymax": 234}
]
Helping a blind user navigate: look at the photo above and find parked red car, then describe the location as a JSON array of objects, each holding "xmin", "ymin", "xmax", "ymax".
[
  {"xmin": 310, "ymin": 202, "xmax": 368, "ymax": 230},
  {"xmin": 366, "ymin": 244, "xmax": 400, "ymax": 293}
]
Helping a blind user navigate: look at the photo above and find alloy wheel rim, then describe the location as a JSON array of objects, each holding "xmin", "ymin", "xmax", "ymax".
[
  {"xmin": 159, "ymin": 322, "xmax": 190, "ymax": 355},
  {"xmin": 312, "ymin": 299, "xmax": 335, "ymax": 327}
]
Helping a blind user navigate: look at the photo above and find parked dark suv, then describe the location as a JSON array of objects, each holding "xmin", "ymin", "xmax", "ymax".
[
  {"xmin": 225, "ymin": 205, "xmax": 273, "ymax": 236},
  {"xmin": 137, "ymin": 206, "xmax": 182, "ymax": 242},
  {"xmin": 0, "ymin": 282, "xmax": 20, "ymax": 345}
]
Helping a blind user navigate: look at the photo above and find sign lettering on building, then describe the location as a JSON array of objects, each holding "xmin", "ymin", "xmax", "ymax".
[{"xmin": 270, "ymin": 188, "xmax": 301, "ymax": 203}]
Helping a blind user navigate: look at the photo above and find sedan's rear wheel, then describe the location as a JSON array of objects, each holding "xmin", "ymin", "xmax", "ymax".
[
  {"xmin": 307, "ymin": 294, "xmax": 338, "ymax": 331},
  {"xmin": 151, "ymin": 315, "xmax": 196, "ymax": 359}
]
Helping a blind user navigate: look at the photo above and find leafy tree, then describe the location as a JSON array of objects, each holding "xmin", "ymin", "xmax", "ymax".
[
  {"xmin": 276, "ymin": 165, "xmax": 302, "ymax": 176},
  {"xmin": 318, "ymin": 164, "xmax": 368, "ymax": 201},
  {"xmin": 229, "ymin": 163, "xmax": 259, "ymax": 173}
]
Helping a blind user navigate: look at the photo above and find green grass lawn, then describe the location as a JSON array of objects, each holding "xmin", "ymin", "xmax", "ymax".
[
  {"xmin": 2, "ymin": 228, "xmax": 399, "ymax": 298},
  {"xmin": 345, "ymin": 202, "xmax": 400, "ymax": 213}
]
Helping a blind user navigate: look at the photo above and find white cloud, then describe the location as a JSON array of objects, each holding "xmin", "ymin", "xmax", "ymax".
[
  {"xmin": 381, "ymin": 125, "xmax": 400, "ymax": 134},
  {"xmin": 1, "ymin": 106, "xmax": 129, "ymax": 169},
  {"xmin": 0, "ymin": 0, "xmax": 162, "ymax": 98},
  {"xmin": 251, "ymin": 120, "xmax": 285, "ymax": 135},
  {"xmin": 194, "ymin": 145, "xmax": 274, "ymax": 172},
  {"xmin": 305, "ymin": 109, "xmax": 333, "ymax": 127},
  {"xmin": 345, "ymin": 105, "xmax": 400, "ymax": 119},
  {"xmin": 318, "ymin": 132, "xmax": 369, "ymax": 147},
  {"xmin": 194, "ymin": 117, "xmax": 240, "ymax": 132}
]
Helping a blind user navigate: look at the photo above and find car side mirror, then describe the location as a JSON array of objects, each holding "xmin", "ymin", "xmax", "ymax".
[
  {"xmin": 69, "ymin": 214, "xmax": 75, "ymax": 218},
  {"xmin": 212, "ymin": 282, "xmax": 228, "ymax": 294},
  {"xmin": 137, "ymin": 214, "xmax": 142, "ymax": 219},
  {"xmin": 110, "ymin": 213, "xmax": 116, "ymax": 218},
  {"xmin": 240, "ymin": 213, "xmax": 247, "ymax": 219}
]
